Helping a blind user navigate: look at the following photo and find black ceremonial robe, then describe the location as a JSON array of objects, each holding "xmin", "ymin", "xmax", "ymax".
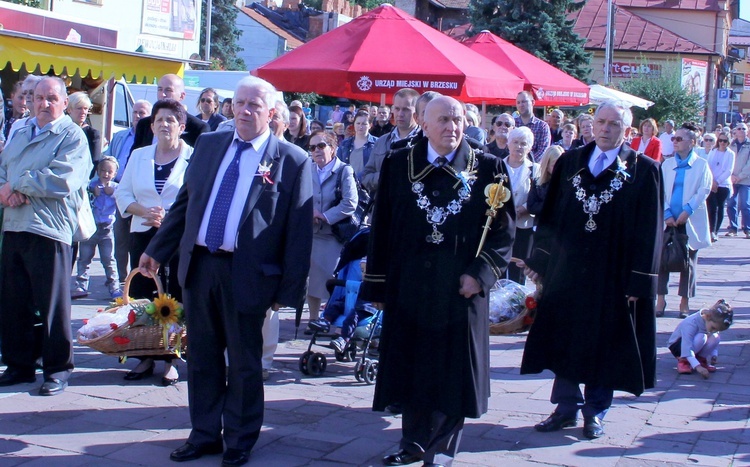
[
  {"xmin": 360, "ymin": 137, "xmax": 515, "ymax": 418},
  {"xmin": 520, "ymin": 142, "xmax": 662, "ymax": 396}
]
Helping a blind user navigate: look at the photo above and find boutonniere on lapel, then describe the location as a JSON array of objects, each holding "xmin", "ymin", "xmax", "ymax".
[
  {"xmin": 476, "ymin": 174, "xmax": 511, "ymax": 257},
  {"xmin": 614, "ymin": 157, "xmax": 630, "ymax": 181},
  {"xmin": 255, "ymin": 161, "xmax": 274, "ymax": 185}
]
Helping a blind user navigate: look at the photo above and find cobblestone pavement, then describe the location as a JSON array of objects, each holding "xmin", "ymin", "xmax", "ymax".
[{"xmin": 0, "ymin": 231, "xmax": 748, "ymax": 466}]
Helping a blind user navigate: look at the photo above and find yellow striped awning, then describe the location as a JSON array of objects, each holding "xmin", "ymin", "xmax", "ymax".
[{"xmin": 0, "ymin": 29, "xmax": 187, "ymax": 82}]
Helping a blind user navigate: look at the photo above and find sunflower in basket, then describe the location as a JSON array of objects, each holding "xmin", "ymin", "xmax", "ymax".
[{"xmin": 151, "ymin": 294, "xmax": 184, "ymax": 326}]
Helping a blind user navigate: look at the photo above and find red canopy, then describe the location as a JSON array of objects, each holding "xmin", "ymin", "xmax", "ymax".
[
  {"xmin": 252, "ymin": 5, "xmax": 524, "ymax": 103},
  {"xmin": 462, "ymin": 30, "xmax": 590, "ymax": 106}
]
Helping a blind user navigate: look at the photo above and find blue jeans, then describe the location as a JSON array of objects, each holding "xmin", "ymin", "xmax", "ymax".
[
  {"xmin": 726, "ymin": 184, "xmax": 750, "ymax": 233},
  {"xmin": 76, "ymin": 223, "xmax": 117, "ymax": 290}
]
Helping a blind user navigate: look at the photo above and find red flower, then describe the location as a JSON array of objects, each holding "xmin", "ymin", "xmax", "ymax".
[
  {"xmin": 128, "ymin": 310, "xmax": 136, "ymax": 324},
  {"xmin": 97, "ymin": 308, "xmax": 104, "ymax": 313},
  {"xmin": 83, "ymin": 319, "xmax": 89, "ymax": 325},
  {"xmin": 525, "ymin": 296, "xmax": 537, "ymax": 310},
  {"xmin": 110, "ymin": 323, "xmax": 118, "ymax": 330},
  {"xmin": 113, "ymin": 336, "xmax": 130, "ymax": 345}
]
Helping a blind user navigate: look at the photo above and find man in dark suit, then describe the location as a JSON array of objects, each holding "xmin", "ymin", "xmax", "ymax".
[
  {"xmin": 139, "ymin": 76, "xmax": 313, "ymax": 466},
  {"xmin": 131, "ymin": 74, "xmax": 209, "ymax": 151},
  {"xmin": 520, "ymin": 101, "xmax": 662, "ymax": 440}
]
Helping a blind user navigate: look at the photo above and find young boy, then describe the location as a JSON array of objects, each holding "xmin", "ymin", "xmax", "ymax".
[
  {"xmin": 667, "ymin": 299, "xmax": 733, "ymax": 378},
  {"xmin": 73, "ymin": 156, "xmax": 122, "ymax": 299}
]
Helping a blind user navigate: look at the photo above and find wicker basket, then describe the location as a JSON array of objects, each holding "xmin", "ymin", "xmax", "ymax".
[
  {"xmin": 489, "ymin": 308, "xmax": 534, "ymax": 335},
  {"xmin": 489, "ymin": 268, "xmax": 539, "ymax": 335},
  {"xmin": 77, "ymin": 270, "xmax": 187, "ymax": 357}
]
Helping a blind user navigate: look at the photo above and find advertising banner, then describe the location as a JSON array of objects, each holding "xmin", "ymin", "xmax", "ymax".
[
  {"xmin": 141, "ymin": 0, "xmax": 197, "ymax": 40},
  {"xmin": 681, "ymin": 58, "xmax": 708, "ymax": 102}
]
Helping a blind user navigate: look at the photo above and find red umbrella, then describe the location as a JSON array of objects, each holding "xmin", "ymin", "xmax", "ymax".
[
  {"xmin": 462, "ymin": 30, "xmax": 590, "ymax": 106},
  {"xmin": 252, "ymin": 5, "xmax": 524, "ymax": 104}
]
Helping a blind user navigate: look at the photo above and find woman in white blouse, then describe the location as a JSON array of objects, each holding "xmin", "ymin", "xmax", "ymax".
[
  {"xmin": 706, "ymin": 132, "xmax": 735, "ymax": 243},
  {"xmin": 504, "ymin": 126, "xmax": 539, "ymax": 285},
  {"xmin": 115, "ymin": 99, "xmax": 193, "ymax": 385}
]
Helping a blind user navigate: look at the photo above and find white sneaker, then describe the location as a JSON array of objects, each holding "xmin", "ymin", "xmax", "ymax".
[
  {"xmin": 71, "ymin": 287, "xmax": 89, "ymax": 299},
  {"xmin": 329, "ymin": 337, "xmax": 348, "ymax": 353}
]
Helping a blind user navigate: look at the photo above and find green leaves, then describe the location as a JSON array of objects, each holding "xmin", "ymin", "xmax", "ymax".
[
  {"xmin": 468, "ymin": 0, "xmax": 591, "ymax": 81},
  {"xmin": 618, "ymin": 58, "xmax": 703, "ymax": 125}
]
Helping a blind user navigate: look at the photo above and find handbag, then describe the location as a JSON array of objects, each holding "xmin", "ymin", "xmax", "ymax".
[
  {"xmin": 661, "ymin": 226, "xmax": 689, "ymax": 273},
  {"xmin": 73, "ymin": 186, "xmax": 96, "ymax": 242},
  {"xmin": 331, "ymin": 166, "xmax": 371, "ymax": 244}
]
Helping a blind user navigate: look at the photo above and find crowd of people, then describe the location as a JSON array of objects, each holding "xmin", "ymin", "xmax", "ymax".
[{"xmin": 0, "ymin": 73, "xmax": 740, "ymax": 466}]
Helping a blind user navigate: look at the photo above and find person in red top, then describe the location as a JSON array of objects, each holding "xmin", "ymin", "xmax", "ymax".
[{"xmin": 630, "ymin": 118, "xmax": 662, "ymax": 161}]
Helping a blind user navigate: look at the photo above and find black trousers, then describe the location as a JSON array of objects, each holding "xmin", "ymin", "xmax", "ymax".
[
  {"xmin": 114, "ymin": 210, "xmax": 131, "ymax": 282},
  {"xmin": 507, "ymin": 227, "xmax": 533, "ymax": 285},
  {"xmin": 0, "ymin": 232, "xmax": 73, "ymax": 379},
  {"xmin": 129, "ymin": 228, "xmax": 181, "ymax": 301},
  {"xmin": 707, "ymin": 187, "xmax": 730, "ymax": 235},
  {"xmin": 400, "ymin": 405, "xmax": 464, "ymax": 466},
  {"xmin": 184, "ymin": 248, "xmax": 266, "ymax": 451}
]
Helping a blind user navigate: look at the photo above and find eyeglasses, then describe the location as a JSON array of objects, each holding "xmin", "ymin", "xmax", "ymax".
[
  {"xmin": 703, "ymin": 139, "xmax": 715, "ymax": 143},
  {"xmin": 737, "ymin": 127, "xmax": 748, "ymax": 131},
  {"xmin": 671, "ymin": 136, "xmax": 684, "ymax": 142},
  {"xmin": 308, "ymin": 142, "xmax": 329, "ymax": 151},
  {"xmin": 200, "ymin": 98, "xmax": 214, "ymax": 104},
  {"xmin": 495, "ymin": 121, "xmax": 513, "ymax": 128},
  {"xmin": 718, "ymin": 139, "xmax": 729, "ymax": 143}
]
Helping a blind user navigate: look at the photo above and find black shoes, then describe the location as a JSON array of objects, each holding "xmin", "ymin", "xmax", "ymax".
[
  {"xmin": 583, "ymin": 416, "xmax": 605, "ymax": 439},
  {"xmin": 222, "ymin": 448, "xmax": 249, "ymax": 466},
  {"xmin": 123, "ymin": 362, "xmax": 155, "ymax": 380},
  {"xmin": 39, "ymin": 378, "xmax": 67, "ymax": 396},
  {"xmin": 534, "ymin": 411, "xmax": 578, "ymax": 432},
  {"xmin": 169, "ymin": 441, "xmax": 224, "ymax": 462},
  {"xmin": 382, "ymin": 449, "xmax": 421, "ymax": 466},
  {"xmin": 0, "ymin": 368, "xmax": 36, "ymax": 386}
]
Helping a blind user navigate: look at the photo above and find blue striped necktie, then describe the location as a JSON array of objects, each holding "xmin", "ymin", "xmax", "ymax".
[{"xmin": 205, "ymin": 141, "xmax": 253, "ymax": 252}]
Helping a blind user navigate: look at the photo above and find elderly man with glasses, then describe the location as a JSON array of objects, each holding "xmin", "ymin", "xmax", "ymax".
[{"xmin": 726, "ymin": 123, "xmax": 750, "ymax": 237}]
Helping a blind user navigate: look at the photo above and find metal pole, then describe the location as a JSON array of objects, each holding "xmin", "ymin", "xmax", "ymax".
[
  {"xmin": 205, "ymin": 0, "xmax": 212, "ymax": 63},
  {"xmin": 604, "ymin": 0, "xmax": 614, "ymax": 85}
]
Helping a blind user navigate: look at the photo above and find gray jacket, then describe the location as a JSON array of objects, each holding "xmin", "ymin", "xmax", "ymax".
[
  {"xmin": 731, "ymin": 139, "xmax": 750, "ymax": 185},
  {"xmin": 0, "ymin": 115, "xmax": 92, "ymax": 245}
]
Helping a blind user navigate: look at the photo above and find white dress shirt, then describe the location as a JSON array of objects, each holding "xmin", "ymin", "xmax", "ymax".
[
  {"xmin": 196, "ymin": 129, "xmax": 270, "ymax": 251},
  {"xmin": 426, "ymin": 143, "xmax": 457, "ymax": 166}
]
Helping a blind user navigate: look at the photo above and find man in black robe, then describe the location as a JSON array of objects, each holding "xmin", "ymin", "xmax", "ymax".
[
  {"xmin": 360, "ymin": 96, "xmax": 515, "ymax": 466},
  {"xmin": 520, "ymin": 101, "xmax": 662, "ymax": 440}
]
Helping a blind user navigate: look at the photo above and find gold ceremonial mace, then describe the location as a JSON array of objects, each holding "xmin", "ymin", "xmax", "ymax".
[{"xmin": 476, "ymin": 182, "xmax": 511, "ymax": 257}]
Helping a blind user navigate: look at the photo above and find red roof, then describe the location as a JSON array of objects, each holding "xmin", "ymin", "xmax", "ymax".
[
  {"xmin": 574, "ymin": 0, "xmax": 715, "ymax": 54},
  {"xmin": 614, "ymin": 0, "xmax": 722, "ymax": 11}
]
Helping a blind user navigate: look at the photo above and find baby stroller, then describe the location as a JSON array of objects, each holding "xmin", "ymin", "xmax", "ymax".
[{"xmin": 297, "ymin": 228, "xmax": 383, "ymax": 384}]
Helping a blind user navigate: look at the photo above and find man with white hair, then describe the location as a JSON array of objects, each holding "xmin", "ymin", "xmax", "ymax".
[
  {"xmin": 140, "ymin": 76, "xmax": 313, "ymax": 466},
  {"xmin": 362, "ymin": 95, "xmax": 514, "ymax": 466},
  {"xmin": 0, "ymin": 77, "xmax": 92, "ymax": 396},
  {"xmin": 520, "ymin": 101, "xmax": 662, "ymax": 440}
]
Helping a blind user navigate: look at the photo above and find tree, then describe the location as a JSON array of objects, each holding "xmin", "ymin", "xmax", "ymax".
[
  {"xmin": 199, "ymin": 0, "xmax": 246, "ymax": 70},
  {"xmin": 468, "ymin": 0, "xmax": 591, "ymax": 81},
  {"xmin": 618, "ymin": 59, "xmax": 703, "ymax": 126}
]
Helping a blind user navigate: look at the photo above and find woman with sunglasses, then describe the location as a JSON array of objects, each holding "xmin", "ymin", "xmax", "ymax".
[
  {"xmin": 706, "ymin": 133, "xmax": 735, "ymax": 243},
  {"xmin": 195, "ymin": 87, "xmax": 226, "ymax": 131},
  {"xmin": 656, "ymin": 125, "xmax": 712, "ymax": 319},
  {"xmin": 487, "ymin": 113, "xmax": 514, "ymax": 158},
  {"xmin": 305, "ymin": 130, "xmax": 358, "ymax": 331}
]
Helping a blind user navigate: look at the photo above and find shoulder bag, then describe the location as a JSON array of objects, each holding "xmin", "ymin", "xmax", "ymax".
[{"xmin": 331, "ymin": 166, "xmax": 371, "ymax": 244}]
